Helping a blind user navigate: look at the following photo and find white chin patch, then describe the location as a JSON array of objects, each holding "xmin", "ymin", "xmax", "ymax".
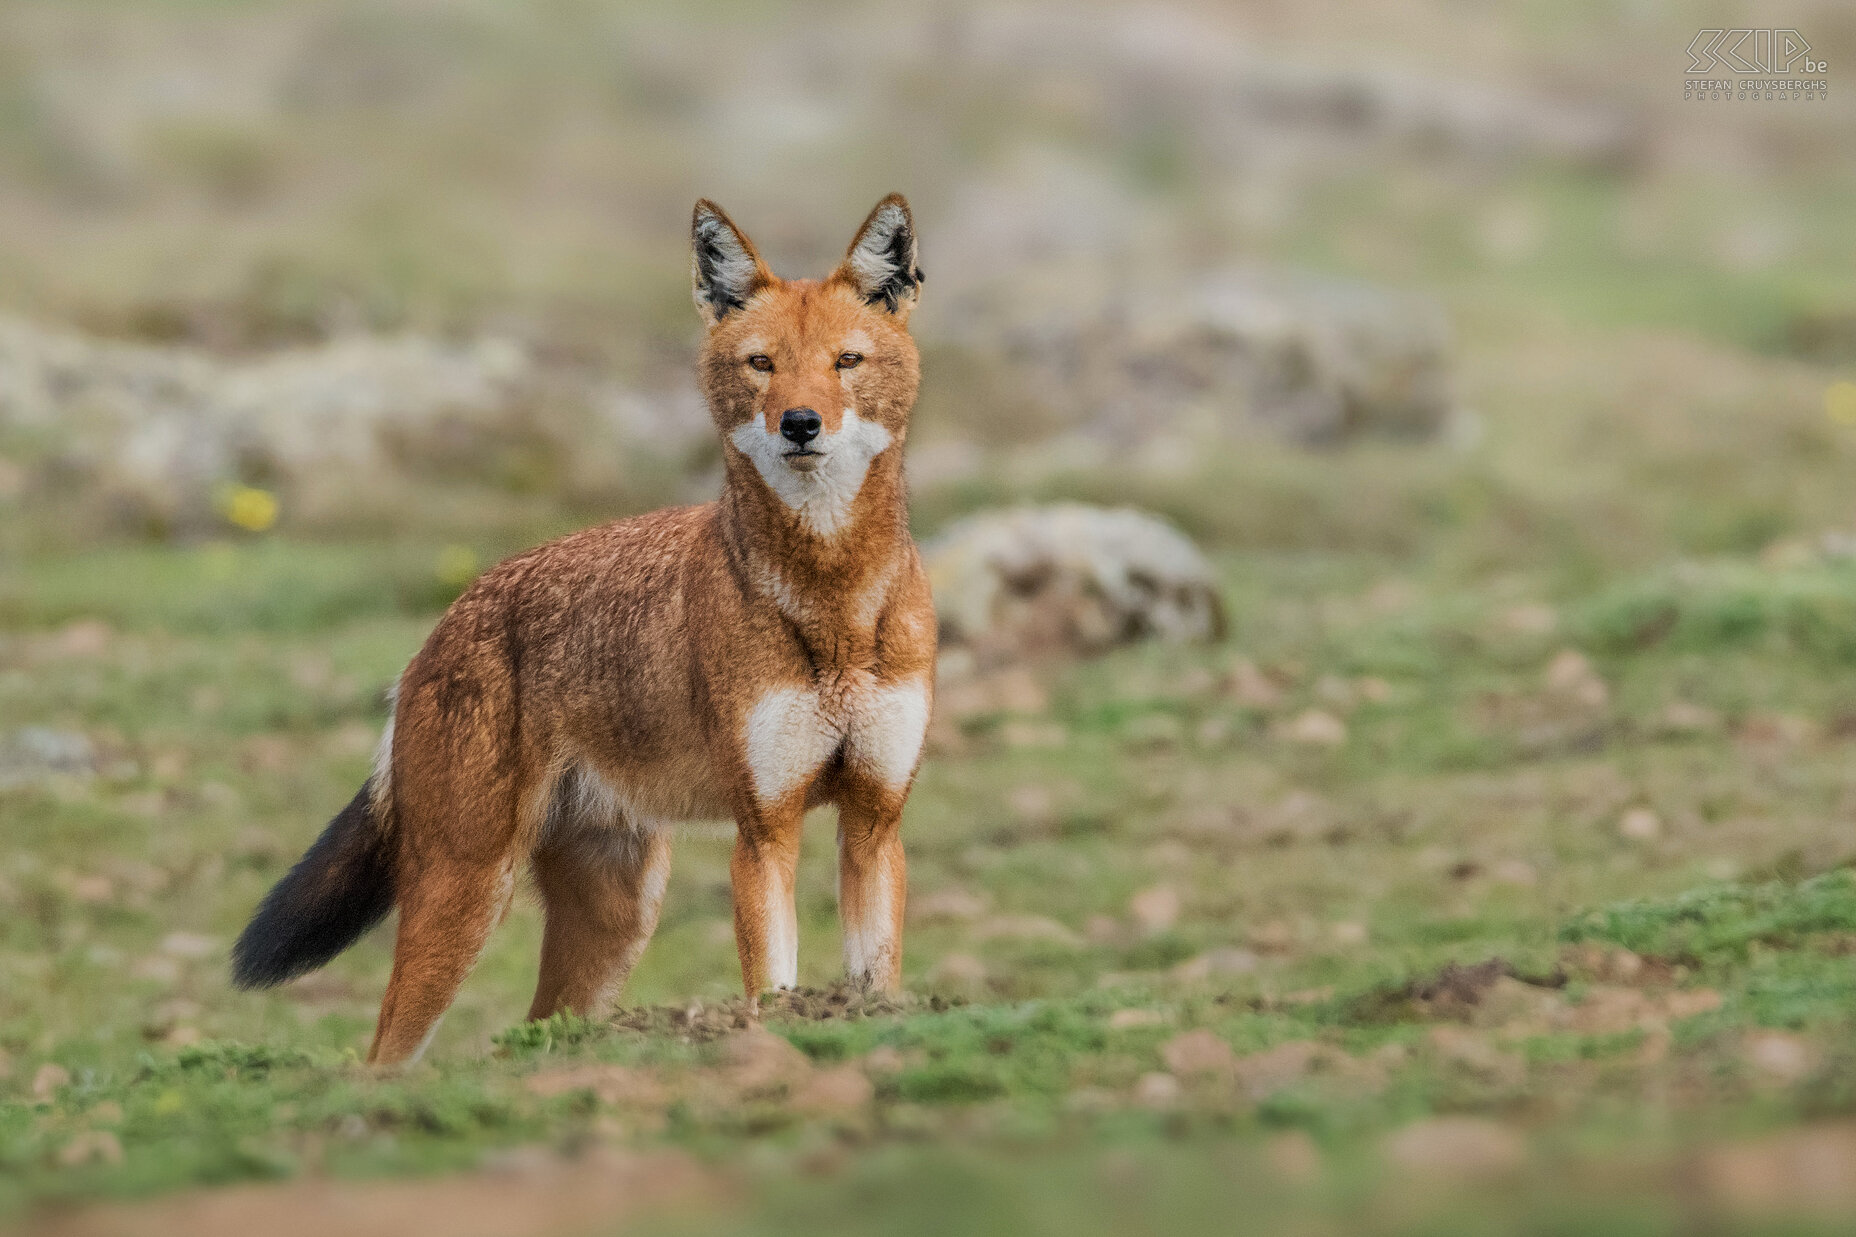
[{"xmin": 730, "ymin": 410, "xmax": 893, "ymax": 537}]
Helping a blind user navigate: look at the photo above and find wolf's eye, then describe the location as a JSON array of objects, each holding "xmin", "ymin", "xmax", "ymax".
[
  {"xmin": 747, "ymin": 354, "xmax": 774, "ymax": 373},
  {"xmin": 836, "ymin": 352, "xmax": 863, "ymax": 369}
]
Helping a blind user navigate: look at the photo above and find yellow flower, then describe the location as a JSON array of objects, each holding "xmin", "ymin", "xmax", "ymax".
[
  {"xmin": 435, "ymin": 544, "xmax": 480, "ymax": 588},
  {"xmin": 219, "ymin": 484, "xmax": 278, "ymax": 532},
  {"xmin": 1827, "ymin": 380, "xmax": 1856, "ymax": 427}
]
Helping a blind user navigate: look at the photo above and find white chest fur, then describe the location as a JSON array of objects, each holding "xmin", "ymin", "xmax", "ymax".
[{"xmin": 741, "ymin": 677, "xmax": 929, "ymax": 805}]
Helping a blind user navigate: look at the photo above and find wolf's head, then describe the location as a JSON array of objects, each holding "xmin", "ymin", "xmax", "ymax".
[{"xmin": 692, "ymin": 195, "xmax": 922, "ymax": 537}]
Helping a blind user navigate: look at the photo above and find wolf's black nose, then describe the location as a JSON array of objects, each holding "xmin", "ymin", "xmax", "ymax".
[{"xmin": 780, "ymin": 408, "xmax": 822, "ymax": 445}]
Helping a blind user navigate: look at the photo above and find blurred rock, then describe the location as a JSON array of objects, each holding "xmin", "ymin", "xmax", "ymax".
[
  {"xmin": 717, "ymin": 1027, "xmax": 810, "ymax": 1095},
  {"xmin": 159, "ymin": 931, "xmax": 218, "ymax": 960},
  {"xmin": 57, "ymin": 1131, "xmax": 124, "ymax": 1168},
  {"xmin": 1742, "ymin": 1031, "xmax": 1820, "ymax": 1085},
  {"xmin": 1159, "ymin": 1029, "xmax": 1235, "ymax": 1077},
  {"xmin": 1700, "ymin": 1124, "xmax": 1856, "ymax": 1215},
  {"xmin": 0, "ymin": 317, "xmax": 549, "ymax": 527},
  {"xmin": 32, "ymin": 1063, "xmax": 70, "ymax": 1102},
  {"xmin": 925, "ymin": 952, "xmax": 988, "ymax": 996},
  {"xmin": 1659, "ymin": 701, "xmax": 1724, "ymax": 737},
  {"xmin": 1277, "ymin": 709, "xmax": 1348, "ymax": 747},
  {"xmin": 1618, "ymin": 808, "xmax": 1662, "ymax": 843},
  {"xmin": 789, "ymin": 1064, "xmax": 875, "ymax": 1117},
  {"xmin": 1170, "ymin": 948, "xmax": 1259, "ymax": 983},
  {"xmin": 925, "ymin": 504, "xmax": 1224, "ymax": 663},
  {"xmin": 957, "ymin": 8, "xmax": 1636, "ymax": 176},
  {"xmin": 0, "ymin": 727, "xmax": 96, "ymax": 789},
  {"xmin": 1132, "ymin": 1071, "xmax": 1182, "ymax": 1109},
  {"xmin": 1128, "ymin": 886, "xmax": 1181, "ymax": 935},
  {"xmin": 940, "ymin": 264, "xmax": 1457, "ymax": 447},
  {"xmin": 1543, "ymin": 649, "xmax": 1609, "ymax": 708},
  {"xmin": 1383, "ymin": 1116, "xmax": 1526, "ymax": 1178}
]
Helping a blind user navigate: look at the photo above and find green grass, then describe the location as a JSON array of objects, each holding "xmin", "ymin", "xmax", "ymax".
[
  {"xmin": 2, "ymin": 3, "xmax": 1856, "ymax": 1229},
  {"xmin": 6, "ymin": 536, "xmax": 1856, "ymax": 1234}
]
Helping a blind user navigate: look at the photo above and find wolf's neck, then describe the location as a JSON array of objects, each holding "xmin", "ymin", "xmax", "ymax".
[{"xmin": 719, "ymin": 445, "xmax": 911, "ymax": 616}]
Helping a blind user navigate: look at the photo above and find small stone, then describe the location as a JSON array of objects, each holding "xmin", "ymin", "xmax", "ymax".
[
  {"xmin": 32, "ymin": 1063, "xmax": 71, "ymax": 1102},
  {"xmin": 53, "ymin": 619, "xmax": 114, "ymax": 658},
  {"xmin": 1233, "ymin": 1041, "xmax": 1326, "ymax": 1098},
  {"xmin": 1159, "ymin": 1029, "xmax": 1235, "ymax": 1077},
  {"xmin": 721, "ymin": 1027, "xmax": 811, "ymax": 1093},
  {"xmin": 1279, "ymin": 709, "xmax": 1347, "ymax": 746},
  {"xmin": 910, "ymin": 887, "xmax": 990, "ymax": 923},
  {"xmin": 1171, "ymin": 948, "xmax": 1260, "ymax": 983},
  {"xmin": 790, "ymin": 1065, "xmax": 875, "ymax": 1116},
  {"xmin": 1498, "ymin": 603, "xmax": 1557, "ymax": 635},
  {"xmin": 988, "ymin": 667, "xmax": 1049, "ymax": 715},
  {"xmin": 1618, "ymin": 808, "xmax": 1662, "ymax": 842},
  {"xmin": 1354, "ymin": 676, "xmax": 1393, "ymax": 704},
  {"xmin": 160, "ymin": 932, "xmax": 218, "ymax": 960},
  {"xmin": 999, "ymin": 720, "xmax": 1068, "ymax": 749},
  {"xmin": 972, "ymin": 915, "xmax": 1081, "ymax": 946},
  {"xmin": 69, "ymin": 875, "xmax": 114, "ymax": 903},
  {"xmin": 1128, "ymin": 885, "xmax": 1181, "ymax": 935},
  {"xmin": 1265, "ymin": 1129, "xmax": 1323, "ymax": 1184},
  {"xmin": 1743, "ymin": 1031, "xmax": 1819, "ymax": 1084},
  {"xmin": 1544, "ymin": 649, "xmax": 1608, "ymax": 707},
  {"xmin": 1661, "ymin": 701, "xmax": 1722, "ymax": 735},
  {"xmin": 1330, "ymin": 921, "xmax": 1368, "ymax": 946},
  {"xmin": 523, "ymin": 1064, "xmax": 666, "ymax": 1108},
  {"xmin": 1132, "ymin": 1071, "xmax": 1182, "ymax": 1108},
  {"xmin": 1224, "ymin": 660, "xmax": 1284, "ymax": 710},
  {"xmin": 1700, "ymin": 1125, "xmax": 1856, "ymax": 1214},
  {"xmin": 1006, "ymin": 783, "xmax": 1057, "ymax": 825},
  {"xmin": 1490, "ymin": 859, "xmax": 1539, "ymax": 887},
  {"xmin": 926, "ymin": 952, "xmax": 988, "ymax": 995},
  {"xmin": 860, "ymin": 1046, "xmax": 906, "ymax": 1076},
  {"xmin": 1247, "ymin": 920, "xmax": 1296, "ymax": 954},
  {"xmin": 1383, "ymin": 1117, "xmax": 1525, "ymax": 1177},
  {"xmin": 57, "ymin": 1131, "xmax": 123, "ymax": 1167},
  {"xmin": 131, "ymin": 955, "xmax": 183, "ymax": 984},
  {"xmin": 1194, "ymin": 716, "xmax": 1235, "ymax": 748}
]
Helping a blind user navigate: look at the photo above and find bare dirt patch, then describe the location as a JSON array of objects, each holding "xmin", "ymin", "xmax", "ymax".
[{"xmin": 608, "ymin": 984, "xmax": 947, "ymax": 1043}]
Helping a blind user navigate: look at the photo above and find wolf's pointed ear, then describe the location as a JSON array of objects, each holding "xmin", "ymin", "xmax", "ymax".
[
  {"xmin": 836, "ymin": 193, "xmax": 923, "ymax": 317},
  {"xmin": 691, "ymin": 200, "xmax": 772, "ymax": 324}
]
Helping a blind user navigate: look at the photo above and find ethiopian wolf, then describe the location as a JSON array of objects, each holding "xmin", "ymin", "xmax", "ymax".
[{"xmin": 233, "ymin": 196, "xmax": 934, "ymax": 1065}]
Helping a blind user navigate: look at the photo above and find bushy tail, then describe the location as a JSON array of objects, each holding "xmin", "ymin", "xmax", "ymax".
[{"xmin": 231, "ymin": 779, "xmax": 396, "ymax": 989}]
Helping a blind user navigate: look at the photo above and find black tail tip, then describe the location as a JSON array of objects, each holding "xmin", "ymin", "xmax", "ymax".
[{"xmin": 230, "ymin": 780, "xmax": 395, "ymax": 990}]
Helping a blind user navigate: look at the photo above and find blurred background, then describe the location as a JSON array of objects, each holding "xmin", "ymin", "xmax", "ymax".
[
  {"xmin": 0, "ymin": 0, "xmax": 1850, "ymax": 558},
  {"xmin": 5, "ymin": 2, "xmax": 1856, "ymax": 1234}
]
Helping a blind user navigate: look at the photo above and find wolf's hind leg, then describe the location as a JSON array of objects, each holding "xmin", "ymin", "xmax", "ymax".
[
  {"xmin": 368, "ymin": 849, "xmax": 517, "ymax": 1066},
  {"xmin": 528, "ymin": 815, "xmax": 672, "ymax": 1021}
]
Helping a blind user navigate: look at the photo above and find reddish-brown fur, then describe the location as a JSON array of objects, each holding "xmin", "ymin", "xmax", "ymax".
[{"xmin": 350, "ymin": 197, "xmax": 934, "ymax": 1064}]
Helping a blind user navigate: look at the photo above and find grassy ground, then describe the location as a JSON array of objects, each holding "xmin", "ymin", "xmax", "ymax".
[
  {"xmin": 4, "ymin": 522, "xmax": 1856, "ymax": 1234},
  {"xmin": 1, "ymin": 3, "xmax": 1855, "ymax": 1231}
]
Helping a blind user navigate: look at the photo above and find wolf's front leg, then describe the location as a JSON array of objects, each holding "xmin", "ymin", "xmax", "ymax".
[
  {"xmin": 731, "ymin": 813, "xmax": 803, "ymax": 994},
  {"xmin": 836, "ymin": 793, "xmax": 907, "ymax": 992}
]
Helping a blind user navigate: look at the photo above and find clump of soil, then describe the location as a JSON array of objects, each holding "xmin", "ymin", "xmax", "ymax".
[
  {"xmin": 609, "ymin": 985, "xmax": 948, "ymax": 1042},
  {"xmin": 1343, "ymin": 957, "xmax": 1565, "ymax": 1025}
]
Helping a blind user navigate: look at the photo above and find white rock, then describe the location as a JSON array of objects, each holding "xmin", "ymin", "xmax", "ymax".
[{"xmin": 924, "ymin": 504, "xmax": 1224, "ymax": 662}]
